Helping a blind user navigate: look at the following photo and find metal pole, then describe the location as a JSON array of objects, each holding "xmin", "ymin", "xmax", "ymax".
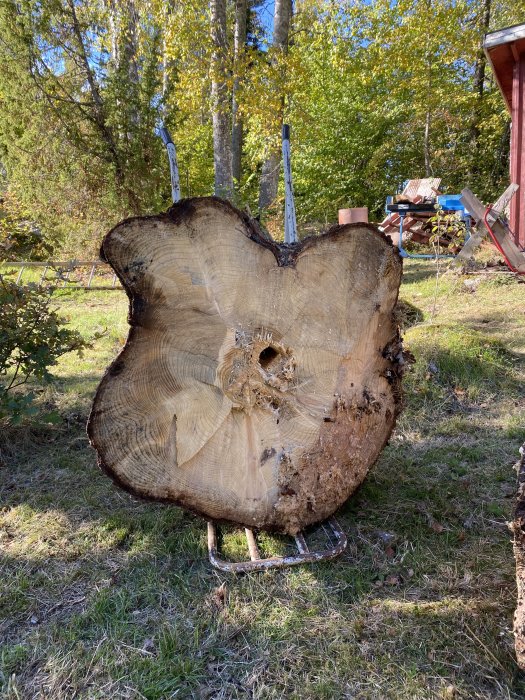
[
  {"xmin": 159, "ymin": 126, "xmax": 181, "ymax": 204},
  {"xmin": 282, "ymin": 124, "xmax": 298, "ymax": 244}
]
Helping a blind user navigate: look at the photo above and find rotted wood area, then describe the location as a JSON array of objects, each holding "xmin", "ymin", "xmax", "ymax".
[
  {"xmin": 88, "ymin": 197, "xmax": 408, "ymax": 535},
  {"xmin": 513, "ymin": 444, "xmax": 525, "ymax": 668}
]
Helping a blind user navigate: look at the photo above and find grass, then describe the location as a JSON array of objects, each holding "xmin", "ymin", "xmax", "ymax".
[{"xmin": 1, "ymin": 259, "xmax": 525, "ymax": 699}]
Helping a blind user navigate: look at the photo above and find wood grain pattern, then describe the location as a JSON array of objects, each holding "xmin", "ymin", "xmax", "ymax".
[{"xmin": 88, "ymin": 197, "xmax": 407, "ymax": 534}]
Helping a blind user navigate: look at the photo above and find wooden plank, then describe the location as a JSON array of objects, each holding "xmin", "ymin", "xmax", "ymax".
[
  {"xmin": 456, "ymin": 184, "xmax": 518, "ymax": 264},
  {"xmin": 455, "ymin": 222, "xmax": 487, "ymax": 263},
  {"xmin": 402, "ymin": 177, "xmax": 441, "ymax": 200},
  {"xmin": 491, "ymin": 183, "xmax": 519, "ymax": 220},
  {"xmin": 411, "ymin": 231, "xmax": 429, "ymax": 244},
  {"xmin": 461, "ymin": 189, "xmax": 525, "ymax": 273},
  {"xmin": 485, "ymin": 24, "xmax": 525, "ymax": 50},
  {"xmin": 379, "ymin": 214, "xmax": 400, "ymax": 231},
  {"xmin": 401, "ymin": 179, "xmax": 421, "ymax": 199}
]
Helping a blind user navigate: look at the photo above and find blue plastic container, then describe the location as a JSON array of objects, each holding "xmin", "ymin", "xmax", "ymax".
[{"xmin": 437, "ymin": 194, "xmax": 465, "ymax": 211}]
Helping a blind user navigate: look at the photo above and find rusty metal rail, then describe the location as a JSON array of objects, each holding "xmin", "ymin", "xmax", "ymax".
[
  {"xmin": 207, "ymin": 517, "xmax": 347, "ymax": 573},
  {"xmin": 0, "ymin": 260, "xmax": 123, "ymax": 290}
]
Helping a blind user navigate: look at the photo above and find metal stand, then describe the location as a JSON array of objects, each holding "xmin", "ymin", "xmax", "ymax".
[
  {"xmin": 397, "ymin": 211, "xmax": 455, "ymax": 260},
  {"xmin": 159, "ymin": 126, "xmax": 181, "ymax": 204},
  {"xmin": 207, "ymin": 517, "xmax": 347, "ymax": 573},
  {"xmin": 282, "ymin": 124, "xmax": 298, "ymax": 244}
]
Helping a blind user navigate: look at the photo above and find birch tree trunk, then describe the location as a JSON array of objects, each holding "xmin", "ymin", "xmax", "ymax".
[
  {"xmin": 210, "ymin": 0, "xmax": 233, "ymax": 200},
  {"xmin": 469, "ymin": 0, "xmax": 491, "ymax": 179},
  {"xmin": 106, "ymin": 0, "xmax": 139, "ymax": 111},
  {"xmin": 232, "ymin": 0, "xmax": 247, "ymax": 187},
  {"xmin": 161, "ymin": 2, "xmax": 176, "ymax": 104},
  {"xmin": 123, "ymin": 0, "xmax": 140, "ymax": 103},
  {"xmin": 107, "ymin": 0, "xmax": 119, "ymax": 66},
  {"xmin": 258, "ymin": 0, "xmax": 292, "ymax": 213},
  {"xmin": 424, "ymin": 109, "xmax": 432, "ymax": 177}
]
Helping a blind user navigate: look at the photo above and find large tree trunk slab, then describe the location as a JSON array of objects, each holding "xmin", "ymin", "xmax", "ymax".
[{"xmin": 88, "ymin": 197, "xmax": 406, "ymax": 534}]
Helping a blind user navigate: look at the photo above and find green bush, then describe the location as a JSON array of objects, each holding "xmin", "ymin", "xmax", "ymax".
[{"xmin": 0, "ymin": 276, "xmax": 89, "ymax": 423}]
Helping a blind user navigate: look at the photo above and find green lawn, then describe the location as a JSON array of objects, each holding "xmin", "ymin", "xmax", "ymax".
[{"xmin": 1, "ymin": 259, "xmax": 525, "ymax": 699}]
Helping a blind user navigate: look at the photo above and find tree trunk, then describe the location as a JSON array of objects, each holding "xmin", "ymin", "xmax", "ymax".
[
  {"xmin": 88, "ymin": 198, "xmax": 407, "ymax": 535},
  {"xmin": 122, "ymin": 0, "xmax": 140, "ymax": 106},
  {"xmin": 424, "ymin": 108, "xmax": 432, "ymax": 177},
  {"xmin": 232, "ymin": 0, "xmax": 247, "ymax": 187},
  {"xmin": 107, "ymin": 0, "xmax": 119, "ymax": 66},
  {"xmin": 210, "ymin": 0, "xmax": 233, "ymax": 200},
  {"xmin": 469, "ymin": 0, "xmax": 491, "ymax": 174},
  {"xmin": 161, "ymin": 1, "xmax": 176, "ymax": 105},
  {"xmin": 258, "ymin": 0, "xmax": 292, "ymax": 213},
  {"xmin": 473, "ymin": 0, "xmax": 491, "ymax": 102}
]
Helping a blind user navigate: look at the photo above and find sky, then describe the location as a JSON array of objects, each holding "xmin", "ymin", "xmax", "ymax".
[{"xmin": 257, "ymin": 1, "xmax": 275, "ymax": 39}]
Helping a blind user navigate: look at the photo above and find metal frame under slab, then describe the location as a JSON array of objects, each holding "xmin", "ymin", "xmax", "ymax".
[
  {"xmin": 207, "ymin": 517, "xmax": 347, "ymax": 573},
  {"xmin": 396, "ymin": 211, "xmax": 456, "ymax": 260}
]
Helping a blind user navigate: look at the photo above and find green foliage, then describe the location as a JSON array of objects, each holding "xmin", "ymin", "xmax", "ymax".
[
  {"xmin": 429, "ymin": 209, "xmax": 468, "ymax": 248},
  {"xmin": 0, "ymin": 192, "xmax": 53, "ymax": 261},
  {"xmin": 0, "ymin": 276, "xmax": 90, "ymax": 423},
  {"xmin": 1, "ymin": 0, "xmax": 525, "ymax": 247},
  {"xmin": 0, "ymin": 0, "xmax": 168, "ymax": 256}
]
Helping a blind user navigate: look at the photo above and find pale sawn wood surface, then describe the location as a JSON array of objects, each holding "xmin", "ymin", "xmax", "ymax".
[{"xmin": 88, "ymin": 197, "xmax": 405, "ymax": 534}]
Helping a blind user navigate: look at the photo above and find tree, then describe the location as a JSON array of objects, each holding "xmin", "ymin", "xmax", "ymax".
[
  {"xmin": 2, "ymin": 0, "xmax": 525, "ymax": 254},
  {"xmin": 0, "ymin": 0, "xmax": 165, "ymax": 255},
  {"xmin": 210, "ymin": 0, "xmax": 233, "ymax": 199},
  {"xmin": 232, "ymin": 0, "xmax": 248, "ymax": 187},
  {"xmin": 258, "ymin": 0, "xmax": 292, "ymax": 213}
]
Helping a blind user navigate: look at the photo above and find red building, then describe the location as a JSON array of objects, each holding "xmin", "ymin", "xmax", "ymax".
[{"xmin": 485, "ymin": 24, "xmax": 525, "ymax": 248}]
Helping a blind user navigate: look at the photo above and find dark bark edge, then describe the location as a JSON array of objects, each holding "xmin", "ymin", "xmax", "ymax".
[
  {"xmin": 99, "ymin": 195, "xmax": 397, "ymax": 269},
  {"xmin": 88, "ymin": 195, "xmax": 402, "ymax": 532}
]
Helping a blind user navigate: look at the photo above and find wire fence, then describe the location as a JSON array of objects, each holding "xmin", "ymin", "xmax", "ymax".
[{"xmin": 0, "ymin": 260, "xmax": 123, "ymax": 290}]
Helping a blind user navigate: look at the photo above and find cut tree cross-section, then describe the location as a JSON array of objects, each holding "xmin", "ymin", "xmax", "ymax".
[{"xmin": 88, "ymin": 197, "xmax": 408, "ymax": 534}]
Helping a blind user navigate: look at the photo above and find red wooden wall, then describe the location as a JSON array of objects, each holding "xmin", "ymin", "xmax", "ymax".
[
  {"xmin": 485, "ymin": 26, "xmax": 525, "ymax": 248},
  {"xmin": 511, "ymin": 53, "xmax": 525, "ymax": 248}
]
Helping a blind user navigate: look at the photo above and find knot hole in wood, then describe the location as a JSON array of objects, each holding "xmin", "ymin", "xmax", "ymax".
[{"xmin": 220, "ymin": 331, "xmax": 296, "ymax": 414}]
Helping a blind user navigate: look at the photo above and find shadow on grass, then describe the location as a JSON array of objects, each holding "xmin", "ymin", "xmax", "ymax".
[
  {"xmin": 404, "ymin": 323, "xmax": 524, "ymax": 408},
  {"xmin": 400, "ymin": 260, "xmax": 439, "ymax": 286},
  {"xmin": 2, "ymin": 346, "xmax": 525, "ymax": 698},
  {"xmin": 2, "ymin": 467, "xmax": 524, "ymax": 700},
  {"xmin": 396, "ymin": 299, "xmax": 425, "ymax": 329}
]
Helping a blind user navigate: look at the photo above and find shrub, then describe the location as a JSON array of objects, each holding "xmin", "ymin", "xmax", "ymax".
[
  {"xmin": 0, "ymin": 192, "xmax": 53, "ymax": 261},
  {"xmin": 0, "ymin": 275, "xmax": 89, "ymax": 423}
]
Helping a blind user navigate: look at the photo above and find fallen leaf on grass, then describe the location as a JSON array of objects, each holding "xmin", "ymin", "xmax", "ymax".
[
  {"xmin": 210, "ymin": 582, "xmax": 228, "ymax": 611},
  {"xmin": 142, "ymin": 638, "xmax": 155, "ymax": 654}
]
